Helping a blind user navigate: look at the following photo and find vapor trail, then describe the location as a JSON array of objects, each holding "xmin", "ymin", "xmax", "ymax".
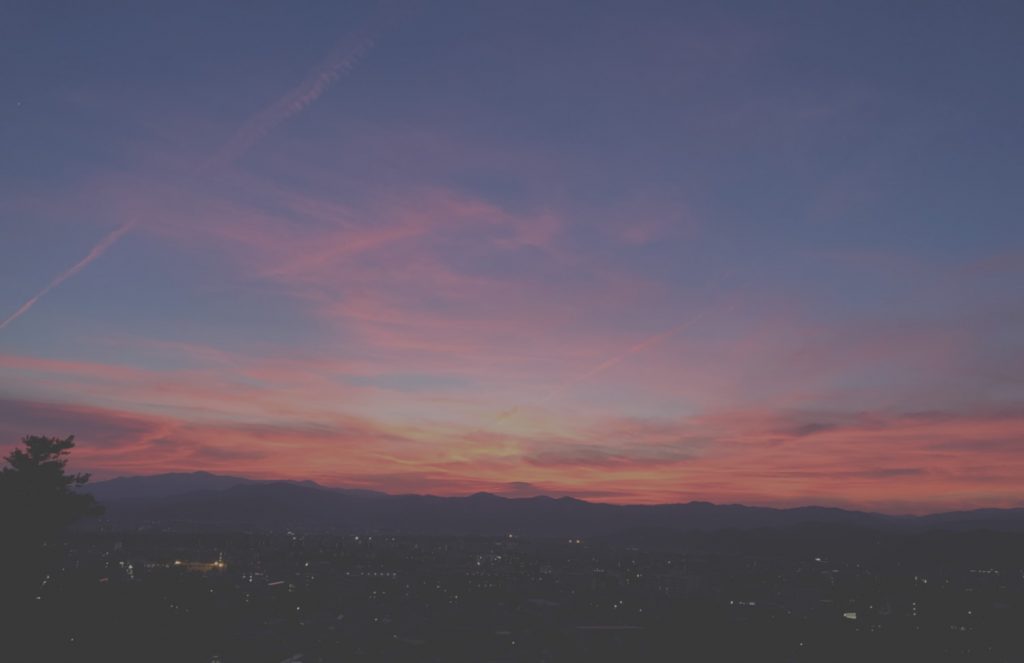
[
  {"xmin": 0, "ymin": 222, "xmax": 134, "ymax": 331},
  {"xmin": 3, "ymin": 8, "xmax": 395, "ymax": 331},
  {"xmin": 205, "ymin": 24, "xmax": 379, "ymax": 170},
  {"xmin": 548, "ymin": 312, "xmax": 710, "ymax": 398}
]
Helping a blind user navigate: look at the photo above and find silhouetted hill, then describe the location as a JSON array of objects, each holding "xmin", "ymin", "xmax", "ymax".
[
  {"xmin": 85, "ymin": 471, "xmax": 258, "ymax": 501},
  {"xmin": 915, "ymin": 507, "xmax": 1024, "ymax": 530},
  {"xmin": 83, "ymin": 473, "xmax": 1024, "ymax": 536},
  {"xmin": 85, "ymin": 471, "xmax": 383, "ymax": 503}
]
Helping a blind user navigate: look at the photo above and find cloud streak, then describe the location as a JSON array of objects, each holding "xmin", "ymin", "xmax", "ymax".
[
  {"xmin": 558, "ymin": 313, "xmax": 711, "ymax": 391},
  {"xmin": 1, "ymin": 10, "xmax": 391, "ymax": 333},
  {"xmin": 5, "ymin": 391, "xmax": 1024, "ymax": 512},
  {"xmin": 205, "ymin": 18, "xmax": 380, "ymax": 169},
  {"xmin": 0, "ymin": 222, "xmax": 134, "ymax": 331}
]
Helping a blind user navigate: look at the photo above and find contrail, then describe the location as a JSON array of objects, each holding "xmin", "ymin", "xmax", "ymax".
[
  {"xmin": 205, "ymin": 22, "xmax": 379, "ymax": 170},
  {"xmin": 0, "ymin": 222, "xmax": 134, "ymax": 331},
  {"xmin": 3, "ymin": 7, "xmax": 399, "ymax": 331},
  {"xmin": 205, "ymin": 0, "xmax": 413, "ymax": 170},
  {"xmin": 546, "ymin": 312, "xmax": 710, "ymax": 399}
]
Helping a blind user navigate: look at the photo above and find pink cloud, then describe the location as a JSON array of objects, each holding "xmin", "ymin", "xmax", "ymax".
[{"xmin": 4, "ymin": 386, "xmax": 1024, "ymax": 513}]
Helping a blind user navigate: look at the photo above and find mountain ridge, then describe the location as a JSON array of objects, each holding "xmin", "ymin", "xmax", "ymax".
[{"xmin": 80, "ymin": 472, "xmax": 1024, "ymax": 535}]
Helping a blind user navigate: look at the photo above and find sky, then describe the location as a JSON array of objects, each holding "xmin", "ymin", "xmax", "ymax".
[{"xmin": 2, "ymin": 0, "xmax": 1023, "ymax": 513}]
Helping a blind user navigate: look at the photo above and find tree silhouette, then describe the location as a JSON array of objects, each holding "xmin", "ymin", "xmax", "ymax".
[
  {"xmin": 1, "ymin": 435, "xmax": 103, "ymax": 604},
  {"xmin": 1, "ymin": 434, "xmax": 103, "ymax": 536}
]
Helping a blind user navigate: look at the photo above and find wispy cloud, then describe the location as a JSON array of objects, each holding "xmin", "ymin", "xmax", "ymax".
[
  {"xmin": 0, "ymin": 222, "xmax": 134, "ymax": 331},
  {"xmin": 556, "ymin": 313, "xmax": 711, "ymax": 392},
  {"xmin": 204, "ymin": 17, "xmax": 380, "ymax": 170},
  {"xmin": 1, "ymin": 9, "xmax": 393, "ymax": 333},
  {"xmin": 494, "ymin": 310, "xmax": 716, "ymax": 425}
]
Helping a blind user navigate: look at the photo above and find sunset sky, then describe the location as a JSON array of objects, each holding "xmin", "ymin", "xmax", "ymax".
[{"xmin": 2, "ymin": 1, "xmax": 1022, "ymax": 513}]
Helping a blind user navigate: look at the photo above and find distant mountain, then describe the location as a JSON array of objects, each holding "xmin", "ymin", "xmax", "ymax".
[
  {"xmin": 81, "ymin": 473, "xmax": 1024, "ymax": 536},
  {"xmin": 84, "ymin": 471, "xmax": 258, "ymax": 501},
  {"xmin": 915, "ymin": 507, "xmax": 1024, "ymax": 531},
  {"xmin": 84, "ymin": 471, "xmax": 381, "ymax": 502}
]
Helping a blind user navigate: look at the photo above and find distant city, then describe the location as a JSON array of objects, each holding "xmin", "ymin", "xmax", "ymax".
[{"xmin": 20, "ymin": 472, "xmax": 1024, "ymax": 661}]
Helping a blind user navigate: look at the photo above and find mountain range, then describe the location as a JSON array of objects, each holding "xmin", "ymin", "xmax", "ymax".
[{"xmin": 80, "ymin": 472, "xmax": 1024, "ymax": 536}]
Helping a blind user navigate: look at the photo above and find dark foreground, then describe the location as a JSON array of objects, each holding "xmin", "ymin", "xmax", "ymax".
[{"xmin": 7, "ymin": 527, "xmax": 1024, "ymax": 662}]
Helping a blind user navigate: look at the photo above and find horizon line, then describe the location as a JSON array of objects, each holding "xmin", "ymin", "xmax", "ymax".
[{"xmin": 84, "ymin": 469, "xmax": 1024, "ymax": 518}]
